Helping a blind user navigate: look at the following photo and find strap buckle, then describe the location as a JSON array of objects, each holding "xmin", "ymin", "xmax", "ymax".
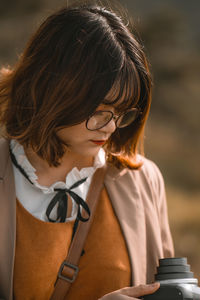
[{"xmin": 58, "ymin": 261, "xmax": 79, "ymax": 283}]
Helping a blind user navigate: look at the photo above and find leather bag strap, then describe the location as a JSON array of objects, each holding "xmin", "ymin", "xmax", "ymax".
[{"xmin": 50, "ymin": 165, "xmax": 107, "ymax": 300}]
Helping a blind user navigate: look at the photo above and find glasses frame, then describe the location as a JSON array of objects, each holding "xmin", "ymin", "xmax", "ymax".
[{"xmin": 86, "ymin": 107, "xmax": 141, "ymax": 131}]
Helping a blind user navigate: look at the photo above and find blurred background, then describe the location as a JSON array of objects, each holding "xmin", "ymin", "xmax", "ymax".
[{"xmin": 0, "ymin": 0, "xmax": 199, "ymax": 280}]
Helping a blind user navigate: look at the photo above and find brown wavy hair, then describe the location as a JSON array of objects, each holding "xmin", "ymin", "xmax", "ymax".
[{"xmin": 0, "ymin": 3, "xmax": 152, "ymax": 169}]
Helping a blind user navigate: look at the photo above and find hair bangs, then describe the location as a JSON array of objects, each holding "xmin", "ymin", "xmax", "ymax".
[{"xmin": 102, "ymin": 58, "xmax": 141, "ymax": 113}]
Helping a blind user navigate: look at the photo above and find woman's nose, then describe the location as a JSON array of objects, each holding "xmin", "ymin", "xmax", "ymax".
[{"xmin": 98, "ymin": 118, "xmax": 116, "ymax": 134}]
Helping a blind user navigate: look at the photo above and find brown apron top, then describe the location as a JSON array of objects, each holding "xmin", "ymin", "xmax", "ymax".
[{"xmin": 14, "ymin": 188, "xmax": 131, "ymax": 300}]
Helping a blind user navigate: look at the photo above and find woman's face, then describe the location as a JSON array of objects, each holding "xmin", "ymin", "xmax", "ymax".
[{"xmin": 57, "ymin": 104, "xmax": 117, "ymax": 158}]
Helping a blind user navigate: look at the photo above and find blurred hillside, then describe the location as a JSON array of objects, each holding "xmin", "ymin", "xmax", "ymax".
[
  {"xmin": 134, "ymin": 0, "xmax": 200, "ymax": 192},
  {"xmin": 0, "ymin": 0, "xmax": 200, "ymax": 279}
]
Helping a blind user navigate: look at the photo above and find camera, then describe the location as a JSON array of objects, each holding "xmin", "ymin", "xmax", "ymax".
[{"xmin": 143, "ymin": 257, "xmax": 200, "ymax": 300}]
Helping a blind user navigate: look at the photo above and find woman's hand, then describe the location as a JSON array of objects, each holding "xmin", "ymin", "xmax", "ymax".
[{"xmin": 100, "ymin": 282, "xmax": 160, "ymax": 299}]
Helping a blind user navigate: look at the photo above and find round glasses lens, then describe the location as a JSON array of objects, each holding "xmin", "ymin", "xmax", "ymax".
[
  {"xmin": 117, "ymin": 109, "xmax": 139, "ymax": 128},
  {"xmin": 87, "ymin": 111, "xmax": 113, "ymax": 130}
]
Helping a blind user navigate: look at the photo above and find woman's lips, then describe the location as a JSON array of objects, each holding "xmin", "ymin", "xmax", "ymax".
[{"xmin": 90, "ymin": 140, "xmax": 107, "ymax": 146}]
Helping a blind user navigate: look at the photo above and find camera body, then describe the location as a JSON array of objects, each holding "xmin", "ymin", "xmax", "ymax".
[{"xmin": 143, "ymin": 257, "xmax": 200, "ymax": 300}]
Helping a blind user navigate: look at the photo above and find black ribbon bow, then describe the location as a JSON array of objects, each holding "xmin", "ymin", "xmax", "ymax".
[
  {"xmin": 9, "ymin": 146, "xmax": 90, "ymax": 232},
  {"xmin": 46, "ymin": 177, "xmax": 90, "ymax": 223}
]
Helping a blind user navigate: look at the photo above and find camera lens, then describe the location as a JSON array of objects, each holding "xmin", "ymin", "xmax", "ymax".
[
  {"xmin": 143, "ymin": 258, "xmax": 200, "ymax": 300},
  {"xmin": 155, "ymin": 257, "xmax": 194, "ymax": 280}
]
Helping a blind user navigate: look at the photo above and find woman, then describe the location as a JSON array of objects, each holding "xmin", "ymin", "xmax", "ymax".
[{"xmin": 0, "ymin": 2, "xmax": 174, "ymax": 300}]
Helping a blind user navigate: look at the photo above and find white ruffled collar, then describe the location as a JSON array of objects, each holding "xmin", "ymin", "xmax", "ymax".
[{"xmin": 10, "ymin": 139, "xmax": 106, "ymax": 194}]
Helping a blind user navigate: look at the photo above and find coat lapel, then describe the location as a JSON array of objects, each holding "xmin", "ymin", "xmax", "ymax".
[
  {"xmin": 105, "ymin": 165, "xmax": 147, "ymax": 285},
  {"xmin": 0, "ymin": 138, "xmax": 16, "ymax": 300}
]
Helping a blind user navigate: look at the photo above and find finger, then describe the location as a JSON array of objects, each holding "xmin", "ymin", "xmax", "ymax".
[{"xmin": 121, "ymin": 282, "xmax": 160, "ymax": 297}]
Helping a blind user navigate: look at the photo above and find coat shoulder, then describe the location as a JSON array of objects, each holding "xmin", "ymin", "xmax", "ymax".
[
  {"xmin": 106, "ymin": 156, "xmax": 166, "ymax": 204},
  {"xmin": 136, "ymin": 156, "xmax": 167, "ymax": 208},
  {"xmin": 139, "ymin": 155, "xmax": 165, "ymax": 184},
  {"xmin": 107, "ymin": 155, "xmax": 164, "ymax": 185}
]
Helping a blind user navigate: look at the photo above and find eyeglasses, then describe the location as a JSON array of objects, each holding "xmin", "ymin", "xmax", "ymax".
[{"xmin": 86, "ymin": 108, "xmax": 140, "ymax": 131}]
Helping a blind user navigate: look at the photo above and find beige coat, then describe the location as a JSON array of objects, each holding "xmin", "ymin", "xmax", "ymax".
[{"xmin": 0, "ymin": 138, "xmax": 174, "ymax": 300}]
